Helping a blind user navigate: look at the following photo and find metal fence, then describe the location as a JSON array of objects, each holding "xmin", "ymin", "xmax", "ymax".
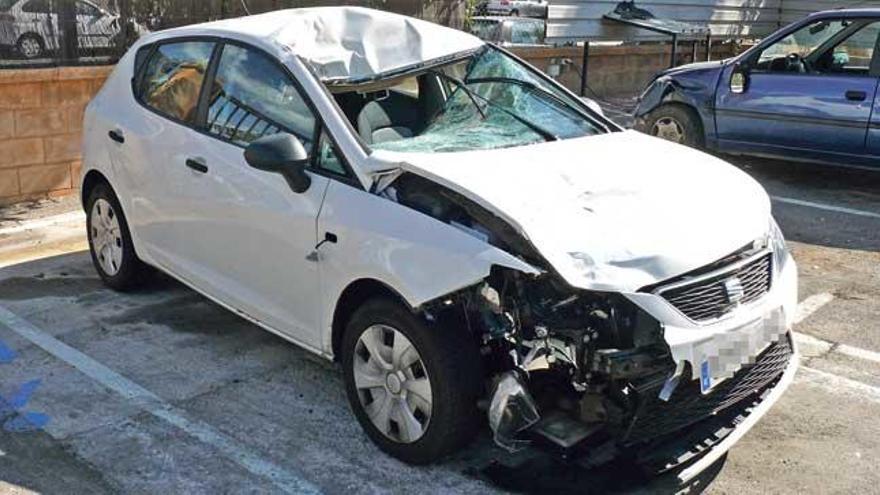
[
  {"xmin": 546, "ymin": 0, "xmax": 873, "ymax": 43},
  {"xmin": 0, "ymin": 0, "xmax": 467, "ymax": 69}
]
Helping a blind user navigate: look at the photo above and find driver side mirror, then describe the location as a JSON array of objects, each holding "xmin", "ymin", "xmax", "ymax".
[
  {"xmin": 244, "ymin": 134, "xmax": 312, "ymax": 193},
  {"xmin": 730, "ymin": 63, "xmax": 750, "ymax": 94}
]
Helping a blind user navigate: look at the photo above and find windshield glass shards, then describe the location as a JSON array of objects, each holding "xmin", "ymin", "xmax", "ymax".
[{"xmin": 333, "ymin": 46, "xmax": 605, "ymax": 154}]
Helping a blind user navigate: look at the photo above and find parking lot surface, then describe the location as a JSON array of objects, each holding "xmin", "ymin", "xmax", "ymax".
[{"xmin": 1, "ymin": 155, "xmax": 879, "ymax": 494}]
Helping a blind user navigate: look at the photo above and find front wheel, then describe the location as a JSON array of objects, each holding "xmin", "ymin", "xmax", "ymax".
[
  {"xmin": 341, "ymin": 298, "xmax": 482, "ymax": 464},
  {"xmin": 643, "ymin": 104, "xmax": 704, "ymax": 148}
]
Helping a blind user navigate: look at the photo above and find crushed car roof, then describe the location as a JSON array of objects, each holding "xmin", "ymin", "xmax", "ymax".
[{"xmin": 159, "ymin": 7, "xmax": 485, "ymax": 83}]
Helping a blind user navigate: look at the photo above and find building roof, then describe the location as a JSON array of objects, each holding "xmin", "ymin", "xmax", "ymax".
[{"xmin": 161, "ymin": 7, "xmax": 484, "ymax": 83}]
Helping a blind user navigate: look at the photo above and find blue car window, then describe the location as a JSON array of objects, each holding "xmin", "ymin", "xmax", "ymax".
[
  {"xmin": 822, "ymin": 21, "xmax": 879, "ymax": 74},
  {"xmin": 756, "ymin": 20, "xmax": 851, "ymax": 71}
]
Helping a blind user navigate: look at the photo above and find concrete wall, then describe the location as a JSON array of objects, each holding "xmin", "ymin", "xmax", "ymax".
[{"xmin": 0, "ymin": 66, "xmax": 110, "ymax": 206}]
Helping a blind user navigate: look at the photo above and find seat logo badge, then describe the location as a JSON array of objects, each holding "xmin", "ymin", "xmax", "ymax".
[{"xmin": 723, "ymin": 277, "xmax": 745, "ymax": 304}]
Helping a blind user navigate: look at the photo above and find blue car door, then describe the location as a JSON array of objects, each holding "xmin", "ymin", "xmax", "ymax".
[{"xmin": 716, "ymin": 18, "xmax": 880, "ymax": 165}]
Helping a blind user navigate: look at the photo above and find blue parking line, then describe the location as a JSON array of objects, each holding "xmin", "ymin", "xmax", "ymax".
[
  {"xmin": 0, "ymin": 336, "xmax": 50, "ymax": 433},
  {"xmin": 0, "ymin": 338, "xmax": 16, "ymax": 363}
]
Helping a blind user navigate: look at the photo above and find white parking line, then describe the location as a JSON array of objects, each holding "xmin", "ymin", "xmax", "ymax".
[
  {"xmin": 0, "ymin": 305, "xmax": 320, "ymax": 495},
  {"xmin": 798, "ymin": 366, "xmax": 880, "ymax": 404},
  {"xmin": 793, "ymin": 292, "xmax": 835, "ymax": 325},
  {"xmin": 836, "ymin": 344, "xmax": 880, "ymax": 365},
  {"xmin": 771, "ymin": 196, "xmax": 880, "ymax": 220}
]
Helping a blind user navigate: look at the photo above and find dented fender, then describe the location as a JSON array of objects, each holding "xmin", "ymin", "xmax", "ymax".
[{"xmin": 316, "ymin": 178, "xmax": 540, "ymax": 356}]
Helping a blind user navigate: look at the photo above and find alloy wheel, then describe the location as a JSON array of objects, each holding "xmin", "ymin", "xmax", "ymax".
[{"xmin": 353, "ymin": 324, "xmax": 433, "ymax": 444}]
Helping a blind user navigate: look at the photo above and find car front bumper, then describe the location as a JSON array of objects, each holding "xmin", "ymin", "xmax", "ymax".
[
  {"xmin": 623, "ymin": 249, "xmax": 799, "ymax": 480},
  {"xmin": 675, "ymin": 343, "xmax": 798, "ymax": 482}
]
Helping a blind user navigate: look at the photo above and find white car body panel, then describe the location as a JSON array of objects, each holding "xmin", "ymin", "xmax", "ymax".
[
  {"xmin": 158, "ymin": 7, "xmax": 483, "ymax": 82},
  {"xmin": 371, "ymin": 131, "xmax": 771, "ymax": 293}
]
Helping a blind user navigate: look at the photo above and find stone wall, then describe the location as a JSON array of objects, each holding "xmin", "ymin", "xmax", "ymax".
[{"xmin": 0, "ymin": 66, "xmax": 111, "ymax": 206}]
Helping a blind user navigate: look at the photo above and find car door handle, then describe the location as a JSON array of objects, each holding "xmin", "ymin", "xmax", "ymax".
[
  {"xmin": 185, "ymin": 158, "xmax": 208, "ymax": 174},
  {"xmin": 108, "ymin": 129, "xmax": 124, "ymax": 144},
  {"xmin": 845, "ymin": 90, "xmax": 867, "ymax": 102}
]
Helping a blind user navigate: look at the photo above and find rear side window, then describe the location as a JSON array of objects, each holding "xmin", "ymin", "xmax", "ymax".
[
  {"xmin": 21, "ymin": 0, "xmax": 50, "ymax": 13},
  {"xmin": 205, "ymin": 44, "xmax": 317, "ymax": 148},
  {"xmin": 139, "ymin": 41, "xmax": 214, "ymax": 123}
]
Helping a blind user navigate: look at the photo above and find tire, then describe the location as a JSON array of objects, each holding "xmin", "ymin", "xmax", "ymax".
[
  {"xmin": 643, "ymin": 104, "xmax": 705, "ymax": 148},
  {"xmin": 85, "ymin": 182, "xmax": 149, "ymax": 291},
  {"xmin": 510, "ymin": 9, "xmax": 520, "ymax": 16},
  {"xmin": 341, "ymin": 297, "xmax": 483, "ymax": 464},
  {"xmin": 16, "ymin": 33, "xmax": 44, "ymax": 60}
]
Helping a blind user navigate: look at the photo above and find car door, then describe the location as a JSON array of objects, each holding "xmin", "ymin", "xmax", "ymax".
[
  {"xmin": 118, "ymin": 40, "xmax": 216, "ymax": 269},
  {"xmin": 165, "ymin": 41, "xmax": 332, "ymax": 347},
  {"xmin": 716, "ymin": 18, "xmax": 880, "ymax": 163}
]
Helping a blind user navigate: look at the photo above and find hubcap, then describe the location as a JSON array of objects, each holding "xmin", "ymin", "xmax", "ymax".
[
  {"xmin": 20, "ymin": 38, "xmax": 40, "ymax": 58},
  {"xmin": 652, "ymin": 117, "xmax": 685, "ymax": 143},
  {"xmin": 353, "ymin": 324, "xmax": 432, "ymax": 443},
  {"xmin": 89, "ymin": 199, "xmax": 123, "ymax": 276}
]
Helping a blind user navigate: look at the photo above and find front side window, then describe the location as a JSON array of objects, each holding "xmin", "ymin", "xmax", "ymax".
[
  {"xmin": 139, "ymin": 41, "xmax": 214, "ymax": 123},
  {"xmin": 755, "ymin": 19, "xmax": 879, "ymax": 75},
  {"xmin": 205, "ymin": 44, "xmax": 317, "ymax": 149},
  {"xmin": 819, "ymin": 21, "xmax": 880, "ymax": 74},
  {"xmin": 315, "ymin": 128, "xmax": 346, "ymax": 176}
]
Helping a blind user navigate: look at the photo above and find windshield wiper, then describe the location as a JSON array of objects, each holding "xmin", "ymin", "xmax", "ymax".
[
  {"xmin": 466, "ymin": 76, "xmax": 582, "ymax": 116},
  {"xmin": 429, "ymin": 70, "xmax": 558, "ymax": 142},
  {"xmin": 428, "ymin": 69, "xmax": 487, "ymax": 120}
]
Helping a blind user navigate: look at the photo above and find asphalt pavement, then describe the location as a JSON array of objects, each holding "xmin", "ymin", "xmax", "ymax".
[{"xmin": 0, "ymin": 153, "xmax": 878, "ymax": 494}]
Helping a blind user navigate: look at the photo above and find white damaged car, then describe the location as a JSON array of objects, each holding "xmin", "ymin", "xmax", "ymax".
[{"xmin": 81, "ymin": 7, "xmax": 798, "ymax": 480}]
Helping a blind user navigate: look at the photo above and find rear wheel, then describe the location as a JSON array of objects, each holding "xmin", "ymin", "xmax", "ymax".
[
  {"xmin": 86, "ymin": 183, "xmax": 149, "ymax": 291},
  {"xmin": 644, "ymin": 104, "xmax": 704, "ymax": 148},
  {"xmin": 341, "ymin": 298, "xmax": 482, "ymax": 464}
]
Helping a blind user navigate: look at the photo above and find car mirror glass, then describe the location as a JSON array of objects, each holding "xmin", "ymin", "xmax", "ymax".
[{"xmin": 730, "ymin": 64, "xmax": 749, "ymax": 94}]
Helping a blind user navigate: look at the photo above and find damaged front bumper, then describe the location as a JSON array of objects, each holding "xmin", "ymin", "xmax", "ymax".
[
  {"xmin": 485, "ymin": 249, "xmax": 799, "ymax": 479},
  {"xmin": 675, "ymin": 342, "xmax": 798, "ymax": 483}
]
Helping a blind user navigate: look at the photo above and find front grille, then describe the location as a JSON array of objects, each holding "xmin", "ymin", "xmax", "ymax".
[
  {"xmin": 623, "ymin": 334, "xmax": 792, "ymax": 446},
  {"xmin": 658, "ymin": 252, "xmax": 772, "ymax": 322}
]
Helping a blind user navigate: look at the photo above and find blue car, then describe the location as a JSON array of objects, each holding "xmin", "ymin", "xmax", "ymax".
[{"xmin": 635, "ymin": 9, "xmax": 880, "ymax": 168}]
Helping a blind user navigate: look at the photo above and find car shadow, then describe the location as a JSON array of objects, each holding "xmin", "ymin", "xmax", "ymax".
[{"xmin": 459, "ymin": 439, "xmax": 726, "ymax": 494}]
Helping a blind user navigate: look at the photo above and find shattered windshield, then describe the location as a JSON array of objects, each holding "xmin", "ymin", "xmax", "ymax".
[{"xmin": 368, "ymin": 47, "xmax": 603, "ymax": 153}]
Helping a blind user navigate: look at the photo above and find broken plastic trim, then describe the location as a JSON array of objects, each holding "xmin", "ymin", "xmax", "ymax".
[{"xmin": 488, "ymin": 371, "xmax": 540, "ymax": 452}]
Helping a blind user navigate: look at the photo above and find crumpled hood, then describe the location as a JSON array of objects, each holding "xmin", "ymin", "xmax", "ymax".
[{"xmin": 375, "ymin": 131, "xmax": 771, "ymax": 292}]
